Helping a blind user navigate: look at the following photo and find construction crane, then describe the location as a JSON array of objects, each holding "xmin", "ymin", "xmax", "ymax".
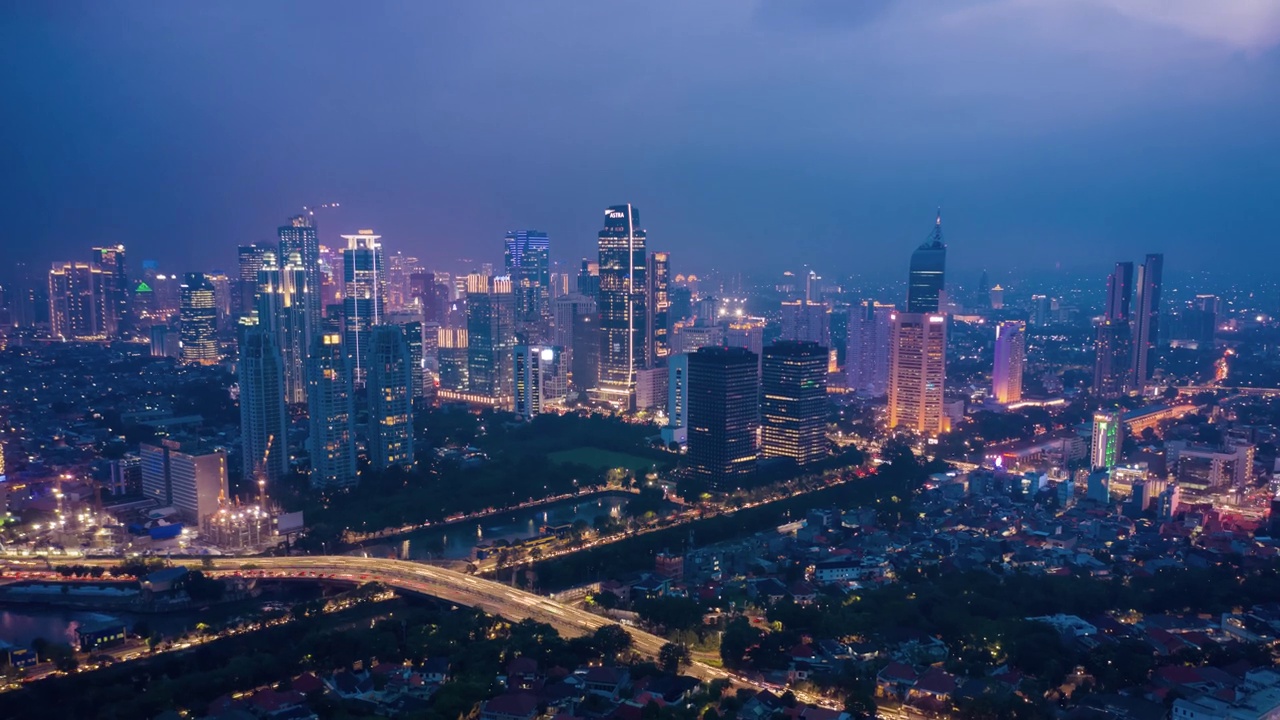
[
  {"xmin": 254, "ymin": 434, "xmax": 275, "ymax": 507},
  {"xmin": 301, "ymin": 202, "xmax": 341, "ymax": 224}
]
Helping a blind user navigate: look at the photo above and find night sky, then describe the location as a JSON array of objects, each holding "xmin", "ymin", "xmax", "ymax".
[{"xmin": 3, "ymin": 1, "xmax": 1278, "ymax": 279}]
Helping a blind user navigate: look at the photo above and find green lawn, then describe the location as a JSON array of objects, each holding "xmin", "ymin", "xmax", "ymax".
[{"xmin": 547, "ymin": 447, "xmax": 663, "ymax": 472}]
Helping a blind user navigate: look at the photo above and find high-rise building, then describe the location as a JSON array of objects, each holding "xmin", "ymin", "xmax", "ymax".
[
  {"xmin": 140, "ymin": 439, "xmax": 228, "ymax": 523},
  {"xmin": 179, "ymin": 273, "xmax": 219, "ymax": 365},
  {"xmin": 256, "ymin": 251, "xmax": 312, "ymax": 403},
  {"xmin": 238, "ymin": 330, "xmax": 289, "ymax": 486},
  {"xmin": 661, "ymin": 353, "xmax": 690, "ymax": 447},
  {"xmin": 1094, "ymin": 261, "xmax": 1134, "ymax": 398},
  {"xmin": 437, "ymin": 327, "xmax": 470, "ymax": 391},
  {"xmin": 1030, "ymin": 294, "xmax": 1052, "ymax": 327},
  {"xmin": 726, "ymin": 318, "xmax": 766, "ymax": 368},
  {"xmin": 367, "ymin": 325, "xmax": 416, "ymax": 472},
  {"xmin": 553, "ymin": 293, "xmax": 596, "ymax": 353},
  {"xmin": 465, "ymin": 273, "xmax": 516, "ymax": 403},
  {"xmin": 90, "ymin": 245, "xmax": 129, "ymax": 338},
  {"xmin": 907, "ymin": 212, "xmax": 947, "ymax": 314},
  {"xmin": 206, "ymin": 271, "xmax": 232, "ymax": 329},
  {"xmin": 779, "ymin": 300, "xmax": 831, "ymax": 348},
  {"xmin": 992, "ymin": 320, "xmax": 1026, "ymax": 404},
  {"xmin": 513, "ymin": 344, "xmax": 567, "ymax": 420},
  {"xmin": 410, "ymin": 272, "xmax": 451, "ymax": 326},
  {"xmin": 596, "ymin": 204, "xmax": 647, "ymax": 405},
  {"xmin": 397, "ymin": 319, "xmax": 426, "ymax": 400},
  {"xmin": 48, "ymin": 262, "xmax": 104, "ymax": 339},
  {"xmin": 576, "ymin": 259, "xmax": 600, "ymax": 300},
  {"xmin": 1091, "ymin": 412, "xmax": 1123, "ymax": 470},
  {"xmin": 760, "ymin": 341, "xmax": 828, "ymax": 466},
  {"xmin": 1130, "ymin": 254, "xmax": 1163, "ymax": 389},
  {"xmin": 505, "ymin": 230, "xmax": 552, "ymax": 331},
  {"xmin": 308, "ymin": 333, "xmax": 358, "ymax": 490},
  {"xmin": 278, "ymin": 215, "xmax": 322, "ymax": 334},
  {"xmin": 646, "ymin": 251, "xmax": 671, "ymax": 365},
  {"xmin": 571, "ymin": 311, "xmax": 600, "ymax": 392},
  {"xmin": 846, "ymin": 301, "xmax": 894, "ymax": 396},
  {"xmin": 887, "ymin": 312, "xmax": 947, "ymax": 434},
  {"xmin": 341, "ymin": 230, "xmax": 386, "ymax": 386},
  {"xmin": 385, "ymin": 252, "xmax": 419, "ymax": 312},
  {"xmin": 686, "ymin": 346, "xmax": 759, "ymax": 492},
  {"xmin": 237, "ymin": 244, "xmax": 271, "ymax": 318}
]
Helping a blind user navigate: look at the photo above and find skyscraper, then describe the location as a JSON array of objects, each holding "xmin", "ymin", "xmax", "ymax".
[
  {"xmin": 437, "ymin": 327, "xmax": 469, "ymax": 391},
  {"xmin": 308, "ymin": 332, "xmax": 357, "ymax": 490},
  {"xmin": 341, "ymin": 230, "xmax": 386, "ymax": 386},
  {"xmin": 576, "ymin": 258, "xmax": 600, "ymax": 299},
  {"xmin": 237, "ymin": 244, "xmax": 271, "ymax": 318},
  {"xmin": 90, "ymin": 245, "xmax": 128, "ymax": 338},
  {"xmin": 1130, "ymin": 253, "xmax": 1163, "ymax": 389},
  {"xmin": 661, "ymin": 353, "xmax": 689, "ymax": 447},
  {"xmin": 887, "ymin": 312, "xmax": 947, "ymax": 434},
  {"xmin": 465, "ymin": 273, "xmax": 516, "ymax": 403},
  {"xmin": 256, "ymin": 250, "xmax": 312, "ymax": 403},
  {"xmin": 1093, "ymin": 262, "xmax": 1133, "ymax": 398},
  {"xmin": 504, "ymin": 230, "xmax": 552, "ymax": 331},
  {"xmin": 1091, "ymin": 411, "xmax": 1123, "ymax": 470},
  {"xmin": 760, "ymin": 341, "xmax": 828, "ymax": 466},
  {"xmin": 992, "ymin": 320, "xmax": 1026, "ymax": 404},
  {"xmin": 48, "ymin": 261, "xmax": 103, "ymax": 339},
  {"xmin": 140, "ymin": 439, "xmax": 228, "ymax": 523},
  {"xmin": 278, "ymin": 214, "xmax": 322, "ymax": 334},
  {"xmin": 179, "ymin": 273, "xmax": 219, "ymax": 365},
  {"xmin": 596, "ymin": 204, "xmax": 647, "ymax": 405},
  {"xmin": 846, "ymin": 300, "xmax": 893, "ymax": 396},
  {"xmin": 239, "ymin": 330, "xmax": 289, "ymax": 486},
  {"xmin": 907, "ymin": 212, "xmax": 946, "ymax": 314},
  {"xmin": 367, "ymin": 325, "xmax": 416, "ymax": 472},
  {"xmin": 687, "ymin": 346, "xmax": 759, "ymax": 492},
  {"xmin": 513, "ymin": 345, "xmax": 567, "ymax": 420},
  {"xmin": 779, "ymin": 300, "xmax": 831, "ymax": 348},
  {"xmin": 646, "ymin": 251, "xmax": 671, "ymax": 366}
]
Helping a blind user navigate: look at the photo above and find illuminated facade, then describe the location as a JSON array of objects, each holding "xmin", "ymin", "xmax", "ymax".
[
  {"xmin": 465, "ymin": 273, "xmax": 516, "ymax": 404},
  {"xmin": 596, "ymin": 204, "xmax": 647, "ymax": 405},
  {"xmin": 1090, "ymin": 411, "xmax": 1122, "ymax": 470},
  {"xmin": 341, "ymin": 230, "xmax": 386, "ymax": 387},
  {"xmin": 779, "ymin": 299, "xmax": 831, "ymax": 348},
  {"xmin": 687, "ymin": 346, "xmax": 759, "ymax": 492},
  {"xmin": 256, "ymin": 250, "xmax": 312, "ymax": 403},
  {"xmin": 1130, "ymin": 253, "xmax": 1163, "ymax": 389},
  {"xmin": 646, "ymin": 251, "xmax": 671, "ymax": 365},
  {"xmin": 907, "ymin": 212, "xmax": 946, "ymax": 314},
  {"xmin": 437, "ymin": 326, "xmax": 470, "ymax": 391},
  {"xmin": 307, "ymin": 333, "xmax": 357, "ymax": 490},
  {"xmin": 760, "ymin": 341, "xmax": 828, "ymax": 466},
  {"xmin": 504, "ymin": 230, "xmax": 552, "ymax": 331},
  {"xmin": 48, "ymin": 261, "xmax": 105, "ymax": 340},
  {"xmin": 1093, "ymin": 261, "xmax": 1133, "ymax": 398},
  {"xmin": 513, "ymin": 344, "xmax": 567, "ymax": 420},
  {"xmin": 846, "ymin": 300, "xmax": 894, "ymax": 396},
  {"xmin": 237, "ymin": 244, "xmax": 270, "ymax": 318},
  {"xmin": 992, "ymin": 320, "xmax": 1026, "ymax": 404},
  {"xmin": 367, "ymin": 325, "xmax": 416, "ymax": 472},
  {"xmin": 887, "ymin": 312, "xmax": 947, "ymax": 434},
  {"xmin": 90, "ymin": 245, "xmax": 129, "ymax": 338},
  {"xmin": 278, "ymin": 214, "xmax": 322, "ymax": 334},
  {"xmin": 179, "ymin": 272, "xmax": 219, "ymax": 365}
]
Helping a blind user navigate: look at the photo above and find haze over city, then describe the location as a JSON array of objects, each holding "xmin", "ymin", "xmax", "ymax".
[{"xmin": 4, "ymin": 1, "xmax": 1280, "ymax": 276}]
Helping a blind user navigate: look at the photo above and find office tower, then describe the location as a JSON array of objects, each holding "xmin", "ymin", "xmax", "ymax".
[
  {"xmin": 308, "ymin": 333, "xmax": 358, "ymax": 490},
  {"xmin": 505, "ymin": 230, "xmax": 552, "ymax": 330},
  {"xmin": 846, "ymin": 301, "xmax": 893, "ymax": 396},
  {"xmin": 646, "ymin": 251, "xmax": 672, "ymax": 365},
  {"xmin": 140, "ymin": 439, "xmax": 228, "ymax": 523},
  {"xmin": 341, "ymin": 230, "xmax": 386, "ymax": 386},
  {"xmin": 367, "ymin": 325, "xmax": 416, "ymax": 472},
  {"xmin": 829, "ymin": 302, "xmax": 850, "ymax": 368},
  {"xmin": 179, "ymin": 273, "xmax": 219, "ymax": 365},
  {"xmin": 1030, "ymin": 294, "xmax": 1051, "ymax": 327},
  {"xmin": 206, "ymin": 272, "xmax": 232, "ymax": 329},
  {"xmin": 553, "ymin": 293, "xmax": 596, "ymax": 352},
  {"xmin": 686, "ymin": 346, "xmax": 759, "ymax": 492},
  {"xmin": 399, "ymin": 319, "xmax": 425, "ymax": 400},
  {"xmin": 237, "ymin": 244, "xmax": 271, "ymax": 318},
  {"xmin": 671, "ymin": 321, "xmax": 725, "ymax": 355},
  {"xmin": 437, "ymin": 327, "xmax": 470, "ymax": 391},
  {"xmin": 907, "ymin": 211, "xmax": 946, "ymax": 314},
  {"xmin": 779, "ymin": 300, "xmax": 831, "ymax": 348},
  {"xmin": 465, "ymin": 273, "xmax": 517, "ymax": 403},
  {"xmin": 1093, "ymin": 261, "xmax": 1133, "ymax": 398},
  {"xmin": 278, "ymin": 214, "xmax": 322, "ymax": 333},
  {"xmin": 239, "ymin": 331, "xmax": 289, "ymax": 485},
  {"xmin": 1129, "ymin": 253, "xmax": 1163, "ymax": 389},
  {"xmin": 992, "ymin": 320, "xmax": 1026, "ymax": 404},
  {"xmin": 596, "ymin": 204, "xmax": 647, "ymax": 405},
  {"xmin": 1184, "ymin": 295, "xmax": 1219, "ymax": 347},
  {"xmin": 760, "ymin": 341, "xmax": 828, "ymax": 466},
  {"xmin": 256, "ymin": 251, "xmax": 312, "ymax": 403},
  {"xmin": 90, "ymin": 245, "xmax": 128, "ymax": 337},
  {"xmin": 571, "ymin": 311, "xmax": 601, "ymax": 392},
  {"xmin": 726, "ymin": 318, "xmax": 766, "ymax": 366},
  {"xmin": 576, "ymin": 259, "xmax": 600, "ymax": 299},
  {"xmin": 513, "ymin": 345, "xmax": 567, "ymax": 420},
  {"xmin": 48, "ymin": 262, "xmax": 103, "ymax": 339},
  {"xmin": 108, "ymin": 454, "xmax": 141, "ymax": 496},
  {"xmin": 887, "ymin": 312, "xmax": 947, "ymax": 434},
  {"xmin": 989, "ymin": 285, "xmax": 1005, "ymax": 310},
  {"xmin": 385, "ymin": 252, "xmax": 419, "ymax": 312},
  {"xmin": 1090, "ymin": 411, "xmax": 1123, "ymax": 470},
  {"xmin": 410, "ymin": 272, "xmax": 450, "ymax": 326},
  {"xmin": 661, "ymin": 353, "xmax": 690, "ymax": 447}
]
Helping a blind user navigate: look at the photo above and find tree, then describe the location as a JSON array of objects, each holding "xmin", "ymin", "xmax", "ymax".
[
  {"xmin": 720, "ymin": 617, "xmax": 760, "ymax": 669},
  {"xmin": 658, "ymin": 642, "xmax": 691, "ymax": 674},
  {"xmin": 593, "ymin": 624, "xmax": 633, "ymax": 660}
]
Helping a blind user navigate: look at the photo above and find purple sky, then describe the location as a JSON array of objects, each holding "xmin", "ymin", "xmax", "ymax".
[{"xmin": 2, "ymin": 1, "xmax": 1278, "ymax": 280}]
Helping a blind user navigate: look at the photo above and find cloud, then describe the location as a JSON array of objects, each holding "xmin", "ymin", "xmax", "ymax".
[{"xmin": 1097, "ymin": 0, "xmax": 1280, "ymax": 51}]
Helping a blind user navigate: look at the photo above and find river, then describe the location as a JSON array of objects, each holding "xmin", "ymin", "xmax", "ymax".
[{"xmin": 375, "ymin": 491, "xmax": 660, "ymax": 561}]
